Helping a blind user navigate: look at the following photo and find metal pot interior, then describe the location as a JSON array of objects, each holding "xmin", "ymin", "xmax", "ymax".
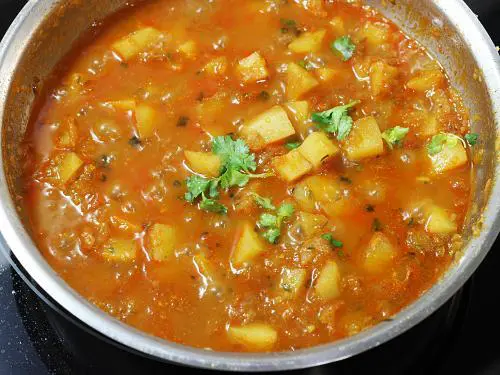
[{"xmin": 0, "ymin": 0, "xmax": 498, "ymax": 371}]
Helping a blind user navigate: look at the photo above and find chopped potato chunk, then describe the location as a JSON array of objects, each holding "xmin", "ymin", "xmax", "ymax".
[
  {"xmin": 286, "ymin": 62, "xmax": 319, "ymax": 100},
  {"xmin": 103, "ymin": 239, "xmax": 137, "ymax": 261},
  {"xmin": 284, "ymin": 101, "xmax": 310, "ymax": 138},
  {"xmin": 177, "ymin": 40, "xmax": 197, "ymax": 59},
  {"xmin": 297, "ymin": 211, "xmax": 328, "ymax": 238},
  {"xmin": 296, "ymin": 0, "xmax": 326, "ymax": 16},
  {"xmin": 429, "ymin": 142, "xmax": 468, "ymax": 174},
  {"xmin": 112, "ymin": 27, "xmax": 163, "ymax": 61},
  {"xmin": 135, "ymin": 104, "xmax": 157, "ymax": 138},
  {"xmin": 232, "ymin": 222, "xmax": 265, "ymax": 267},
  {"xmin": 273, "ymin": 149, "xmax": 312, "ymax": 182},
  {"xmin": 293, "ymin": 175, "xmax": 347, "ymax": 217},
  {"xmin": 280, "ymin": 268, "xmax": 307, "ymax": 297},
  {"xmin": 288, "ymin": 29, "xmax": 326, "ymax": 53},
  {"xmin": 54, "ymin": 152, "xmax": 84, "ymax": 185},
  {"xmin": 363, "ymin": 232, "xmax": 396, "ymax": 273},
  {"xmin": 407, "ymin": 69, "xmax": 445, "ymax": 92},
  {"xmin": 316, "ymin": 67, "xmax": 338, "ymax": 82},
  {"xmin": 56, "ymin": 118, "xmax": 78, "ymax": 149},
  {"xmin": 147, "ymin": 223, "xmax": 176, "ymax": 261},
  {"xmin": 425, "ymin": 205, "xmax": 457, "ymax": 234},
  {"xmin": 184, "ymin": 151, "xmax": 221, "ymax": 177},
  {"xmin": 228, "ymin": 323, "xmax": 277, "ymax": 351},
  {"xmin": 203, "ymin": 56, "xmax": 228, "ymax": 76},
  {"xmin": 240, "ymin": 106, "xmax": 296, "ymax": 150},
  {"xmin": 315, "ymin": 260, "xmax": 341, "ymax": 300},
  {"xmin": 343, "ymin": 116, "xmax": 384, "ymax": 161},
  {"xmin": 370, "ymin": 61, "xmax": 398, "ymax": 96},
  {"xmin": 235, "ymin": 52, "xmax": 269, "ymax": 83},
  {"xmin": 298, "ymin": 132, "xmax": 339, "ymax": 168},
  {"xmin": 361, "ymin": 22, "xmax": 389, "ymax": 47}
]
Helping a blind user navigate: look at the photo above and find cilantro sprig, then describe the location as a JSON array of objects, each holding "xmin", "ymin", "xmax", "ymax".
[
  {"xmin": 465, "ymin": 133, "xmax": 478, "ymax": 146},
  {"xmin": 184, "ymin": 136, "xmax": 273, "ymax": 214},
  {"xmin": 331, "ymin": 35, "xmax": 356, "ymax": 61},
  {"xmin": 321, "ymin": 233, "xmax": 343, "ymax": 248},
  {"xmin": 250, "ymin": 193, "xmax": 276, "ymax": 210},
  {"xmin": 381, "ymin": 126, "xmax": 409, "ymax": 149},
  {"xmin": 257, "ymin": 201, "xmax": 295, "ymax": 244},
  {"xmin": 312, "ymin": 100, "xmax": 360, "ymax": 141},
  {"xmin": 426, "ymin": 133, "xmax": 462, "ymax": 156}
]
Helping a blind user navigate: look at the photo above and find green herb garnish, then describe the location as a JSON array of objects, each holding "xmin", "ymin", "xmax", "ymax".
[
  {"xmin": 250, "ymin": 193, "xmax": 276, "ymax": 210},
  {"xmin": 331, "ymin": 35, "xmax": 356, "ymax": 61},
  {"xmin": 285, "ymin": 141, "xmax": 301, "ymax": 150},
  {"xmin": 312, "ymin": 100, "xmax": 360, "ymax": 141},
  {"xmin": 257, "ymin": 202, "xmax": 295, "ymax": 244},
  {"xmin": 381, "ymin": 126, "xmax": 409, "ymax": 149},
  {"xmin": 321, "ymin": 233, "xmax": 343, "ymax": 248},
  {"xmin": 426, "ymin": 133, "xmax": 462, "ymax": 156},
  {"xmin": 465, "ymin": 133, "xmax": 478, "ymax": 146},
  {"xmin": 199, "ymin": 195, "xmax": 228, "ymax": 214}
]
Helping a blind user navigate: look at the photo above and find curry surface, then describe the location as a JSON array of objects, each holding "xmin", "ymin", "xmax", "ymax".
[{"xmin": 22, "ymin": 0, "xmax": 472, "ymax": 352}]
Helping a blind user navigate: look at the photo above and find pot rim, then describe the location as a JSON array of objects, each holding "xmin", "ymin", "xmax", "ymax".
[{"xmin": 0, "ymin": 0, "xmax": 499, "ymax": 371}]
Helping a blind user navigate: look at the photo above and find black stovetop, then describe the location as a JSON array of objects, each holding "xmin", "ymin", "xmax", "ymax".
[{"xmin": 0, "ymin": 1, "xmax": 499, "ymax": 374}]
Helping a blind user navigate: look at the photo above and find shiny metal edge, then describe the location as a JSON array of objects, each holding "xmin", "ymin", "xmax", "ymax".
[{"xmin": 0, "ymin": 0, "xmax": 499, "ymax": 372}]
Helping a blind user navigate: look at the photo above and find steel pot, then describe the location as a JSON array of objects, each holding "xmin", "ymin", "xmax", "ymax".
[{"xmin": 0, "ymin": 0, "xmax": 499, "ymax": 371}]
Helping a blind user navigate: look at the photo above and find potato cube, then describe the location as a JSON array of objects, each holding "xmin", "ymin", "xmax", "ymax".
[
  {"xmin": 316, "ymin": 67, "xmax": 338, "ymax": 82},
  {"xmin": 103, "ymin": 239, "xmax": 137, "ymax": 262},
  {"xmin": 54, "ymin": 152, "xmax": 84, "ymax": 185},
  {"xmin": 284, "ymin": 101, "xmax": 310, "ymax": 138},
  {"xmin": 298, "ymin": 132, "xmax": 339, "ymax": 168},
  {"xmin": 280, "ymin": 268, "xmax": 307, "ymax": 297},
  {"xmin": 135, "ymin": 104, "xmax": 157, "ymax": 138},
  {"xmin": 370, "ymin": 61, "xmax": 398, "ymax": 96},
  {"xmin": 429, "ymin": 141, "xmax": 468, "ymax": 174},
  {"xmin": 56, "ymin": 118, "xmax": 78, "ymax": 149},
  {"xmin": 315, "ymin": 260, "xmax": 341, "ymax": 300},
  {"xmin": 293, "ymin": 180, "xmax": 316, "ymax": 212},
  {"xmin": 112, "ymin": 27, "xmax": 162, "ymax": 61},
  {"xmin": 361, "ymin": 22, "xmax": 389, "ymax": 47},
  {"xmin": 425, "ymin": 205, "xmax": 457, "ymax": 234},
  {"xmin": 235, "ymin": 52, "xmax": 269, "ymax": 83},
  {"xmin": 177, "ymin": 40, "xmax": 197, "ymax": 59},
  {"xmin": 343, "ymin": 116, "xmax": 384, "ymax": 161},
  {"xmin": 203, "ymin": 56, "xmax": 228, "ymax": 76},
  {"xmin": 227, "ymin": 323, "xmax": 277, "ymax": 351},
  {"xmin": 147, "ymin": 223, "xmax": 176, "ymax": 261},
  {"xmin": 273, "ymin": 150, "xmax": 313, "ymax": 182},
  {"xmin": 184, "ymin": 151, "xmax": 221, "ymax": 178},
  {"xmin": 286, "ymin": 62, "xmax": 319, "ymax": 100},
  {"xmin": 407, "ymin": 69, "xmax": 445, "ymax": 92},
  {"xmin": 240, "ymin": 106, "xmax": 296, "ymax": 150},
  {"xmin": 109, "ymin": 216, "xmax": 141, "ymax": 234},
  {"xmin": 288, "ymin": 29, "xmax": 326, "ymax": 53},
  {"xmin": 232, "ymin": 222, "xmax": 265, "ymax": 267},
  {"xmin": 296, "ymin": 0, "xmax": 326, "ymax": 16},
  {"xmin": 363, "ymin": 232, "xmax": 396, "ymax": 273},
  {"xmin": 296, "ymin": 211, "xmax": 328, "ymax": 238}
]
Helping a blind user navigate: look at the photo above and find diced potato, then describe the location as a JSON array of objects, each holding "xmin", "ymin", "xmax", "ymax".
[
  {"xmin": 298, "ymin": 132, "xmax": 339, "ymax": 168},
  {"xmin": 54, "ymin": 152, "xmax": 84, "ymax": 185},
  {"xmin": 370, "ymin": 61, "xmax": 398, "ymax": 96},
  {"xmin": 296, "ymin": 0, "xmax": 326, "ymax": 16},
  {"xmin": 235, "ymin": 52, "xmax": 269, "ymax": 83},
  {"xmin": 429, "ymin": 141, "xmax": 468, "ymax": 174},
  {"xmin": 112, "ymin": 27, "xmax": 163, "ymax": 61},
  {"xmin": 343, "ymin": 116, "xmax": 384, "ymax": 161},
  {"xmin": 273, "ymin": 149, "xmax": 313, "ymax": 182},
  {"xmin": 288, "ymin": 29, "xmax": 326, "ymax": 53},
  {"xmin": 203, "ymin": 56, "xmax": 228, "ymax": 76},
  {"xmin": 240, "ymin": 106, "xmax": 296, "ymax": 150},
  {"xmin": 227, "ymin": 323, "xmax": 277, "ymax": 351},
  {"xmin": 109, "ymin": 216, "xmax": 141, "ymax": 234},
  {"xmin": 196, "ymin": 92, "xmax": 229, "ymax": 136},
  {"xmin": 361, "ymin": 22, "xmax": 389, "ymax": 47},
  {"xmin": 231, "ymin": 222, "xmax": 265, "ymax": 267},
  {"xmin": 193, "ymin": 252, "xmax": 223, "ymax": 292},
  {"xmin": 316, "ymin": 67, "xmax": 338, "ymax": 82},
  {"xmin": 293, "ymin": 180, "xmax": 315, "ymax": 212},
  {"xmin": 177, "ymin": 40, "xmax": 197, "ymax": 59},
  {"xmin": 363, "ymin": 232, "xmax": 396, "ymax": 273},
  {"xmin": 315, "ymin": 260, "xmax": 341, "ymax": 300},
  {"xmin": 329, "ymin": 17, "xmax": 346, "ymax": 35},
  {"xmin": 296, "ymin": 211, "xmax": 328, "ymax": 238},
  {"xmin": 135, "ymin": 104, "xmax": 157, "ymax": 138},
  {"xmin": 184, "ymin": 151, "xmax": 221, "ymax": 177},
  {"xmin": 56, "ymin": 118, "xmax": 78, "ymax": 149},
  {"xmin": 293, "ymin": 175, "xmax": 346, "ymax": 216},
  {"xmin": 284, "ymin": 101, "xmax": 310, "ymax": 138},
  {"xmin": 107, "ymin": 99, "xmax": 136, "ymax": 111},
  {"xmin": 147, "ymin": 223, "xmax": 176, "ymax": 261},
  {"xmin": 103, "ymin": 238, "xmax": 137, "ymax": 261},
  {"xmin": 424, "ymin": 205, "xmax": 457, "ymax": 234},
  {"xmin": 407, "ymin": 69, "xmax": 445, "ymax": 92},
  {"xmin": 286, "ymin": 62, "xmax": 319, "ymax": 100},
  {"xmin": 280, "ymin": 268, "xmax": 307, "ymax": 297}
]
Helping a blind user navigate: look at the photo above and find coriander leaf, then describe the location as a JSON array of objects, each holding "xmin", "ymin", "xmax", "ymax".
[
  {"xmin": 321, "ymin": 233, "xmax": 343, "ymax": 248},
  {"xmin": 259, "ymin": 213, "xmax": 278, "ymax": 228},
  {"xmin": 212, "ymin": 136, "xmax": 256, "ymax": 173},
  {"xmin": 277, "ymin": 203, "xmax": 295, "ymax": 220},
  {"xmin": 331, "ymin": 35, "xmax": 356, "ymax": 61},
  {"xmin": 219, "ymin": 169, "xmax": 250, "ymax": 189},
  {"xmin": 312, "ymin": 100, "xmax": 360, "ymax": 140},
  {"xmin": 285, "ymin": 141, "xmax": 301, "ymax": 150},
  {"xmin": 250, "ymin": 193, "xmax": 276, "ymax": 210},
  {"xmin": 262, "ymin": 228, "xmax": 281, "ymax": 244},
  {"xmin": 208, "ymin": 179, "xmax": 220, "ymax": 198},
  {"xmin": 426, "ymin": 133, "xmax": 461, "ymax": 156},
  {"xmin": 381, "ymin": 126, "xmax": 409, "ymax": 149},
  {"xmin": 185, "ymin": 175, "xmax": 211, "ymax": 202},
  {"xmin": 465, "ymin": 133, "xmax": 478, "ymax": 146},
  {"xmin": 199, "ymin": 196, "xmax": 227, "ymax": 214}
]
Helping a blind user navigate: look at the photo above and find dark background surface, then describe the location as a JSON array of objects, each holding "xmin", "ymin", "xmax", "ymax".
[{"xmin": 0, "ymin": 0, "xmax": 499, "ymax": 374}]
